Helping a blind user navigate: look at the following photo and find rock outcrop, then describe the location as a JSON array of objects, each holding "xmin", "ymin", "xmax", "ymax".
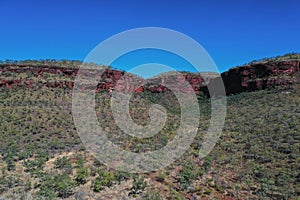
[
  {"xmin": 0, "ymin": 60, "xmax": 299, "ymax": 96},
  {"xmin": 219, "ymin": 60, "xmax": 300, "ymax": 95}
]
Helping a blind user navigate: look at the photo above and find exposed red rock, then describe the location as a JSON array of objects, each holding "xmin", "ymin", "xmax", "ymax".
[
  {"xmin": 0, "ymin": 60, "xmax": 299, "ymax": 95},
  {"xmin": 219, "ymin": 60, "xmax": 300, "ymax": 95}
]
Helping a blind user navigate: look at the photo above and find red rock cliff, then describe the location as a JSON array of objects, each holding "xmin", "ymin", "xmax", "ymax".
[
  {"xmin": 219, "ymin": 60, "xmax": 300, "ymax": 95},
  {"xmin": 0, "ymin": 60, "xmax": 299, "ymax": 95}
]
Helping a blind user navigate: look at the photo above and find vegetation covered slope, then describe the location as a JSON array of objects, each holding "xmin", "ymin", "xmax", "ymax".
[
  {"xmin": 0, "ymin": 56, "xmax": 299, "ymax": 199},
  {"xmin": 246, "ymin": 52, "xmax": 300, "ymax": 65}
]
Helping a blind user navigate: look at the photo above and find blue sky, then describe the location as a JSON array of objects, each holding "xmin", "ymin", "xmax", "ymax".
[{"xmin": 0, "ymin": 0, "xmax": 299, "ymax": 75}]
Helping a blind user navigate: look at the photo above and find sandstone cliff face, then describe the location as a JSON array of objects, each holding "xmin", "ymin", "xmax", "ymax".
[
  {"xmin": 0, "ymin": 60, "xmax": 299, "ymax": 95},
  {"xmin": 0, "ymin": 65, "xmax": 215, "ymax": 94},
  {"xmin": 219, "ymin": 60, "xmax": 300, "ymax": 95}
]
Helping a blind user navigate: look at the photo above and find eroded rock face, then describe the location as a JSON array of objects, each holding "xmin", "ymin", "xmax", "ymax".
[
  {"xmin": 220, "ymin": 61, "xmax": 300, "ymax": 95},
  {"xmin": 145, "ymin": 73, "xmax": 209, "ymax": 95},
  {"xmin": 0, "ymin": 60, "xmax": 299, "ymax": 95},
  {"xmin": 0, "ymin": 64, "xmax": 214, "ymax": 94}
]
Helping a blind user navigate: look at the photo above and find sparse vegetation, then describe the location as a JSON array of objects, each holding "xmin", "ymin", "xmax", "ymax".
[
  {"xmin": 247, "ymin": 52, "xmax": 300, "ymax": 65},
  {"xmin": 0, "ymin": 58, "xmax": 299, "ymax": 199}
]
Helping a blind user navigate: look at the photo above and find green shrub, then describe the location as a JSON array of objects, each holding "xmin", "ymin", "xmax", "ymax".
[
  {"xmin": 93, "ymin": 171, "xmax": 115, "ymax": 192},
  {"xmin": 130, "ymin": 176, "xmax": 147, "ymax": 195},
  {"xmin": 5, "ymin": 157, "xmax": 16, "ymax": 171},
  {"xmin": 179, "ymin": 160, "xmax": 196, "ymax": 189},
  {"xmin": 114, "ymin": 170, "xmax": 130, "ymax": 183},
  {"xmin": 54, "ymin": 156, "xmax": 71, "ymax": 169},
  {"xmin": 169, "ymin": 189, "xmax": 185, "ymax": 200},
  {"xmin": 202, "ymin": 156, "xmax": 213, "ymax": 172},
  {"xmin": 55, "ymin": 174, "xmax": 76, "ymax": 198},
  {"xmin": 75, "ymin": 167, "xmax": 89, "ymax": 185},
  {"xmin": 37, "ymin": 173, "xmax": 76, "ymax": 199},
  {"xmin": 156, "ymin": 171, "xmax": 166, "ymax": 182}
]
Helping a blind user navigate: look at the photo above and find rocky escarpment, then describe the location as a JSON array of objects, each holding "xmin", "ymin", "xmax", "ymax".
[
  {"xmin": 0, "ymin": 60, "xmax": 299, "ymax": 95},
  {"xmin": 0, "ymin": 64, "xmax": 217, "ymax": 94},
  {"xmin": 219, "ymin": 60, "xmax": 300, "ymax": 95}
]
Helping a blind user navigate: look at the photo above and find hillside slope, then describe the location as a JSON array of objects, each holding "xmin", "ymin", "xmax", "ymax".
[{"xmin": 0, "ymin": 55, "xmax": 299, "ymax": 199}]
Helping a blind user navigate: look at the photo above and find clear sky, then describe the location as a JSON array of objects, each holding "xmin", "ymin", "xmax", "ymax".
[{"xmin": 1, "ymin": 0, "xmax": 299, "ymax": 75}]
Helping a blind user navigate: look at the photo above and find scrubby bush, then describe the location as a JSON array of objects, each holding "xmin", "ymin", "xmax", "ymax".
[
  {"xmin": 75, "ymin": 167, "xmax": 89, "ymax": 185},
  {"xmin": 130, "ymin": 176, "xmax": 147, "ymax": 196},
  {"xmin": 37, "ymin": 173, "xmax": 76, "ymax": 199},
  {"xmin": 92, "ymin": 170, "xmax": 115, "ymax": 192},
  {"xmin": 54, "ymin": 156, "xmax": 71, "ymax": 170},
  {"xmin": 156, "ymin": 171, "xmax": 166, "ymax": 182},
  {"xmin": 141, "ymin": 190, "xmax": 162, "ymax": 200}
]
